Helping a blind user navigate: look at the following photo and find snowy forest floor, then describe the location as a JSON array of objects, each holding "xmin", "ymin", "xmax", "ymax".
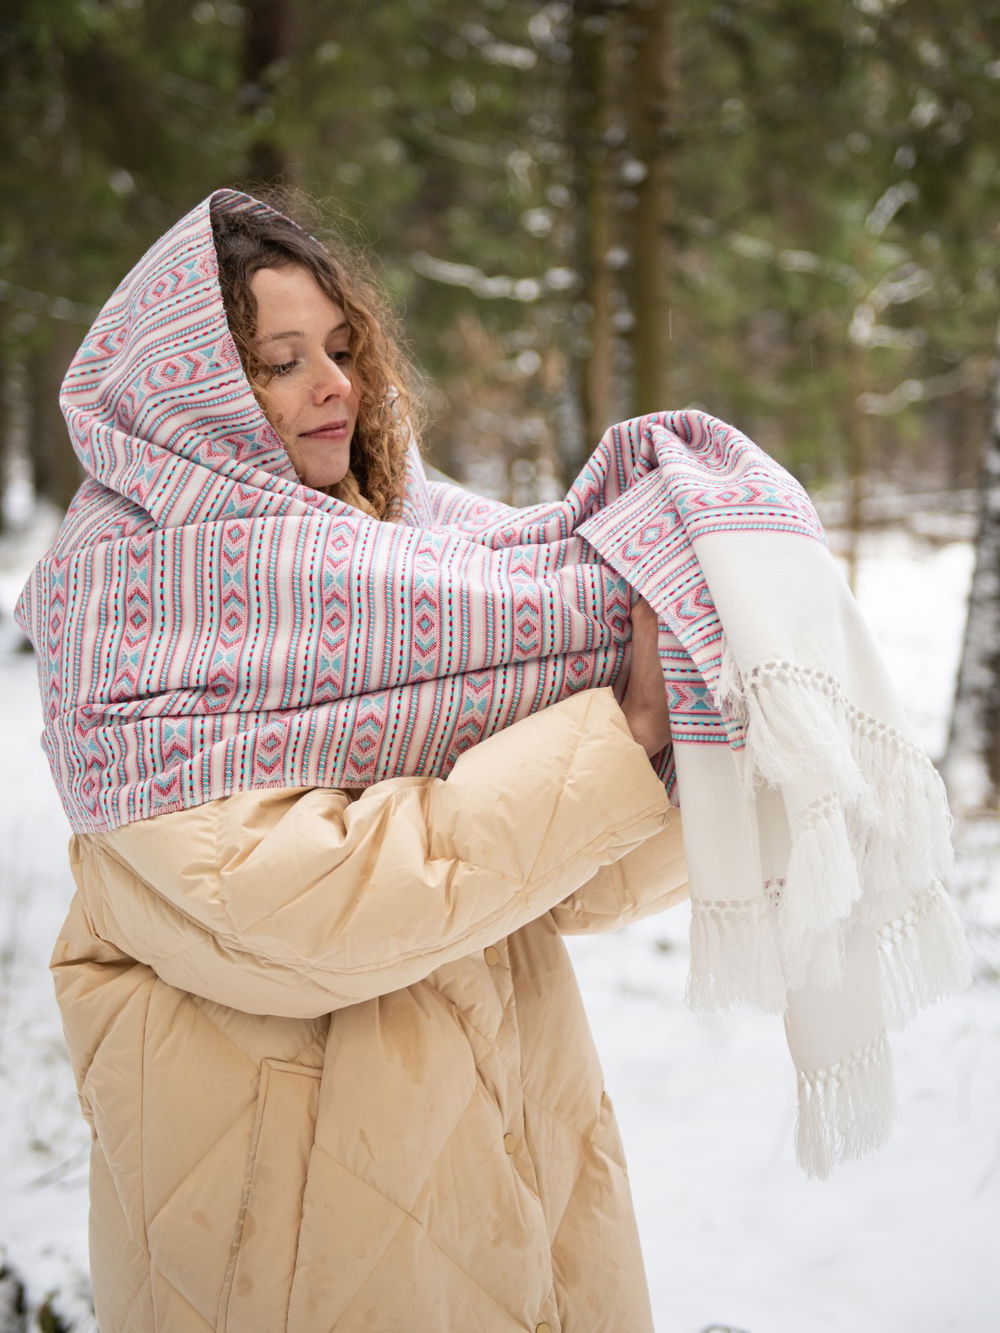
[{"xmin": 0, "ymin": 516, "xmax": 997, "ymax": 1332}]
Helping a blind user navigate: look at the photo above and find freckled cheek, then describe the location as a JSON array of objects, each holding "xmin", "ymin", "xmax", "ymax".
[{"xmin": 261, "ymin": 385, "xmax": 298, "ymax": 433}]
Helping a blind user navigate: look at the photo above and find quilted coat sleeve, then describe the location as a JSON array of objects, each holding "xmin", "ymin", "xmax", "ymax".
[
  {"xmin": 549, "ymin": 815, "xmax": 688, "ymax": 935},
  {"xmin": 70, "ymin": 687, "xmax": 676, "ymax": 1018}
]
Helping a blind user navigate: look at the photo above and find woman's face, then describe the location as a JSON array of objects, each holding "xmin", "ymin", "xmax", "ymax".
[{"xmin": 250, "ymin": 264, "xmax": 359, "ymax": 489}]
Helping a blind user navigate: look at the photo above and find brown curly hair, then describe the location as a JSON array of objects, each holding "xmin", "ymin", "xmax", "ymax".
[{"xmin": 212, "ymin": 195, "xmax": 421, "ymax": 520}]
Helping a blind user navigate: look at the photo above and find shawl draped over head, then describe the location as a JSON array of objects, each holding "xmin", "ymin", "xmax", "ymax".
[{"xmin": 16, "ymin": 189, "xmax": 970, "ymax": 1177}]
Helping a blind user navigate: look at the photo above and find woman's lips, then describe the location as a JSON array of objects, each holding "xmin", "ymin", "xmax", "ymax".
[{"xmin": 301, "ymin": 421, "xmax": 349, "ymax": 440}]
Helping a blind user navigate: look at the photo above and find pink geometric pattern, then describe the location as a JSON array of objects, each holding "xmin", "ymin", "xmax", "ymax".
[{"xmin": 15, "ymin": 190, "xmax": 825, "ymax": 832}]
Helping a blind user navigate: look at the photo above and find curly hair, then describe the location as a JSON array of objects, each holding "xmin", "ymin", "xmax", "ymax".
[{"xmin": 212, "ymin": 195, "xmax": 421, "ymax": 520}]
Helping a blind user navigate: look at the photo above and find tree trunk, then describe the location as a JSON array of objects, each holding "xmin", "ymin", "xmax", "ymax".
[
  {"xmin": 0, "ymin": 337, "xmax": 8, "ymax": 536},
  {"xmin": 844, "ymin": 345, "xmax": 874, "ymax": 593},
  {"xmin": 240, "ymin": 0, "xmax": 295, "ymax": 186},
  {"xmin": 27, "ymin": 327, "xmax": 82, "ymax": 511},
  {"xmin": 568, "ymin": 0, "xmax": 618, "ymax": 458},
  {"xmin": 943, "ymin": 316, "xmax": 1000, "ymax": 812},
  {"xmin": 622, "ymin": 0, "xmax": 675, "ymax": 415}
]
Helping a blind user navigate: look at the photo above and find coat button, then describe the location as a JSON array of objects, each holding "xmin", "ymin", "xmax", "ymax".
[
  {"xmin": 484, "ymin": 946, "xmax": 500, "ymax": 966},
  {"xmin": 535, "ymin": 1324, "xmax": 553, "ymax": 1333},
  {"xmin": 503, "ymin": 1132, "xmax": 517, "ymax": 1154}
]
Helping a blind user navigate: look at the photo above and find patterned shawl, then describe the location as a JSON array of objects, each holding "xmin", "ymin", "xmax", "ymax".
[{"xmin": 15, "ymin": 189, "xmax": 969, "ymax": 1176}]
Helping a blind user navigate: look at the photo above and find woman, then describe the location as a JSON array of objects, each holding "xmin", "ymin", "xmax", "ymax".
[
  {"xmin": 24, "ymin": 192, "xmax": 688, "ymax": 1332},
  {"xmin": 19, "ymin": 190, "xmax": 967, "ymax": 1331}
]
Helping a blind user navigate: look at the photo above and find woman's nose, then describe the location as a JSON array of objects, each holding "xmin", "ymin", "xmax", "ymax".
[{"xmin": 313, "ymin": 357, "xmax": 351, "ymax": 401}]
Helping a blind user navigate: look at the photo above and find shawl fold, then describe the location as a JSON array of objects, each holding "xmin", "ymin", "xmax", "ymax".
[{"xmin": 15, "ymin": 189, "xmax": 970, "ymax": 1177}]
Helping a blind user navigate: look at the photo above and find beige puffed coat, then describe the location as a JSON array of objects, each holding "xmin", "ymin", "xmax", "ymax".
[{"xmin": 52, "ymin": 688, "xmax": 687, "ymax": 1332}]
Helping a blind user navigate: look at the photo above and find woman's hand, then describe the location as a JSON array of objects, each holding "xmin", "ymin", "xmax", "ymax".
[{"xmin": 621, "ymin": 595, "xmax": 672, "ymax": 759}]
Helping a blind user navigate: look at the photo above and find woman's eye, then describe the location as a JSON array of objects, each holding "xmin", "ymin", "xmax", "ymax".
[
  {"xmin": 332, "ymin": 350, "xmax": 352, "ymax": 365},
  {"xmin": 270, "ymin": 361, "xmax": 298, "ymax": 376}
]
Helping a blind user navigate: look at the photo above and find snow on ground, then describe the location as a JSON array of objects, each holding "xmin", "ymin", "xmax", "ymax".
[
  {"xmin": 573, "ymin": 892, "xmax": 1000, "ymax": 1333},
  {"xmin": 0, "ymin": 627, "xmax": 98, "ymax": 1331},
  {"xmin": 1, "ymin": 520, "xmax": 997, "ymax": 1332}
]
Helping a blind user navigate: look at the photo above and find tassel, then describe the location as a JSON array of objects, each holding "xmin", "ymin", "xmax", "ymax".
[
  {"xmin": 781, "ymin": 922, "xmax": 846, "ymax": 995},
  {"xmin": 776, "ymin": 802, "xmax": 859, "ymax": 990},
  {"xmin": 878, "ymin": 882, "xmax": 973, "ymax": 1029},
  {"xmin": 741, "ymin": 665, "xmax": 869, "ymax": 799},
  {"xmin": 782, "ymin": 801, "xmax": 863, "ymax": 935},
  {"xmin": 795, "ymin": 1031, "xmax": 895, "ymax": 1179},
  {"xmin": 716, "ymin": 637, "xmax": 747, "ymax": 724},
  {"xmin": 854, "ymin": 748, "xmax": 953, "ymax": 910},
  {"xmin": 688, "ymin": 898, "xmax": 787, "ymax": 1014}
]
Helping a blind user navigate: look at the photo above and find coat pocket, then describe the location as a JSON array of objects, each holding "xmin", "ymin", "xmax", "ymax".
[{"xmin": 219, "ymin": 1058, "xmax": 322, "ymax": 1333}]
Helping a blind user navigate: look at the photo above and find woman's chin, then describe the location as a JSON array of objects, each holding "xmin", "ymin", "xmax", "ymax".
[
  {"xmin": 292, "ymin": 441, "xmax": 351, "ymax": 490},
  {"xmin": 303, "ymin": 469, "xmax": 350, "ymax": 490}
]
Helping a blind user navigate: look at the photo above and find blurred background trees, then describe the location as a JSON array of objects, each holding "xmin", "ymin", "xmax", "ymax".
[
  {"xmin": 2, "ymin": 0, "xmax": 998, "ymax": 792},
  {"xmin": 3, "ymin": 0, "xmax": 996, "ymax": 503}
]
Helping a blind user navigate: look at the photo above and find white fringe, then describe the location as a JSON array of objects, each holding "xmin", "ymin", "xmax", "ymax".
[
  {"xmin": 695, "ymin": 649, "xmax": 970, "ymax": 1173},
  {"xmin": 688, "ymin": 897, "xmax": 787, "ymax": 1014},
  {"xmin": 796, "ymin": 1031, "xmax": 895, "ymax": 1179},
  {"xmin": 779, "ymin": 799, "xmax": 860, "ymax": 989},
  {"xmin": 725, "ymin": 657, "xmax": 871, "ymax": 799},
  {"xmin": 719, "ymin": 650, "xmax": 955, "ymax": 951},
  {"xmin": 878, "ymin": 881, "xmax": 973, "ymax": 1030},
  {"xmin": 715, "ymin": 640, "xmax": 746, "ymax": 719},
  {"xmin": 766, "ymin": 665, "xmax": 945, "ymax": 854}
]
